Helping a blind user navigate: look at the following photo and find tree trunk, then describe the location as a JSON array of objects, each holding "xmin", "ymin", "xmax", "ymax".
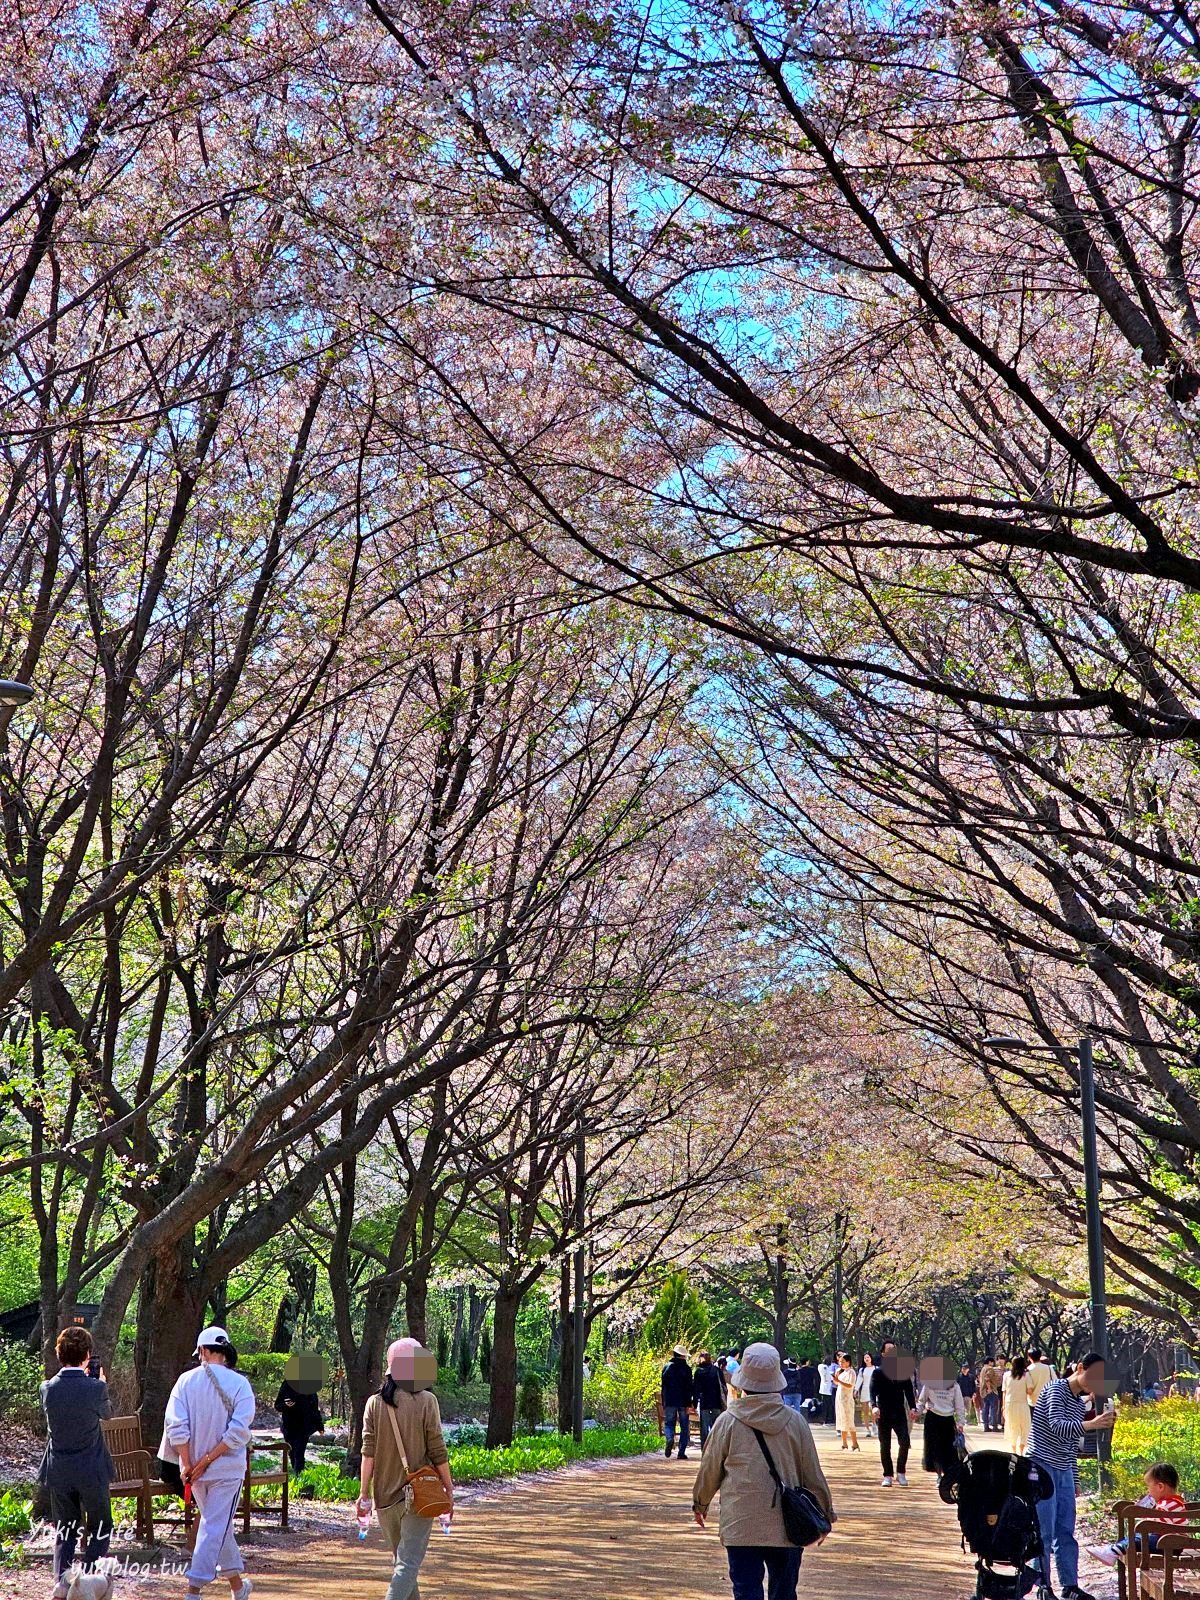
[
  {"xmin": 487, "ymin": 1284, "xmax": 522, "ymax": 1448},
  {"xmin": 557, "ymin": 1259, "xmax": 574, "ymax": 1434},
  {"xmin": 405, "ymin": 1269, "xmax": 429, "ymax": 1345},
  {"xmin": 134, "ymin": 1243, "xmax": 207, "ymax": 1448}
]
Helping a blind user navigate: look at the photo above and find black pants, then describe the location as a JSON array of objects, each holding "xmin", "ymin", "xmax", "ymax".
[
  {"xmin": 878, "ymin": 1410, "xmax": 910, "ymax": 1477},
  {"xmin": 286, "ymin": 1434, "xmax": 310, "ymax": 1473},
  {"xmin": 727, "ymin": 1546, "xmax": 802, "ymax": 1600},
  {"xmin": 820, "ymin": 1393, "xmax": 835, "ymax": 1425},
  {"xmin": 50, "ymin": 1482, "xmax": 113, "ymax": 1578}
]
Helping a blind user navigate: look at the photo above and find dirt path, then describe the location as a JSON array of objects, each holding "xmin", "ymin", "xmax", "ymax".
[
  {"xmin": 11, "ymin": 1425, "xmax": 1121, "ymax": 1600},
  {"xmin": 239, "ymin": 1426, "xmax": 983, "ymax": 1600}
]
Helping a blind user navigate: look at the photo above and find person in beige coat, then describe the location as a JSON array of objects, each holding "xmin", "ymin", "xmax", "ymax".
[
  {"xmin": 693, "ymin": 1343, "xmax": 835, "ymax": 1600},
  {"xmin": 358, "ymin": 1340, "xmax": 454, "ymax": 1600}
]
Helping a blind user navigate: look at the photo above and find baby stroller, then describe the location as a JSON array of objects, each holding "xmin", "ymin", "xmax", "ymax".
[{"xmin": 943, "ymin": 1450, "xmax": 1055, "ymax": 1600}]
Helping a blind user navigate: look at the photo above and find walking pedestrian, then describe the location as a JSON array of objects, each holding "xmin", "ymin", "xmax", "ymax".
[
  {"xmin": 1028, "ymin": 1351, "xmax": 1116, "ymax": 1600},
  {"xmin": 856, "ymin": 1354, "xmax": 877, "ymax": 1438},
  {"xmin": 274, "ymin": 1368, "xmax": 324, "ymax": 1474},
  {"xmin": 1026, "ymin": 1348, "xmax": 1054, "ymax": 1408},
  {"xmin": 833, "ymin": 1354, "xmax": 859, "ymax": 1451},
  {"xmin": 977, "ymin": 1357, "xmax": 1002, "ymax": 1432},
  {"xmin": 161, "ymin": 1326, "xmax": 255, "ymax": 1600},
  {"xmin": 692, "ymin": 1342, "xmax": 836, "ymax": 1600},
  {"xmin": 1003, "ymin": 1355, "xmax": 1033, "ymax": 1455},
  {"xmin": 870, "ymin": 1341, "xmax": 917, "ymax": 1488},
  {"xmin": 796, "ymin": 1359, "xmax": 819, "ymax": 1407},
  {"xmin": 957, "ymin": 1362, "xmax": 977, "ymax": 1425},
  {"xmin": 40, "ymin": 1326, "xmax": 114, "ymax": 1600},
  {"xmin": 780, "ymin": 1358, "xmax": 804, "ymax": 1414},
  {"xmin": 358, "ymin": 1338, "xmax": 454, "ymax": 1600},
  {"xmin": 694, "ymin": 1351, "xmax": 728, "ymax": 1446},
  {"xmin": 996, "ymin": 1357, "xmax": 1010, "ymax": 1432},
  {"xmin": 817, "ymin": 1357, "xmax": 836, "ymax": 1426},
  {"xmin": 915, "ymin": 1357, "xmax": 966, "ymax": 1478},
  {"xmin": 662, "ymin": 1344, "xmax": 695, "ymax": 1460}
]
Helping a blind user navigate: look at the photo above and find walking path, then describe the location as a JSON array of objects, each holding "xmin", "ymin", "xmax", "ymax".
[{"xmin": 244, "ymin": 1425, "xmax": 986, "ymax": 1599}]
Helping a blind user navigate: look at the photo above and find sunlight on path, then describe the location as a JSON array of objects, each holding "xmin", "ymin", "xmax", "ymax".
[{"xmin": 247, "ymin": 1424, "xmax": 984, "ymax": 1600}]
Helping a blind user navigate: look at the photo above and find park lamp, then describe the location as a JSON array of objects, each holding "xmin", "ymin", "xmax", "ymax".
[{"xmin": 0, "ymin": 680, "xmax": 34, "ymax": 707}]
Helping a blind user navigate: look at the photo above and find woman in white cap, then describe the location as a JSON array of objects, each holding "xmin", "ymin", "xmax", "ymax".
[
  {"xmin": 358, "ymin": 1338, "xmax": 454, "ymax": 1600},
  {"xmin": 693, "ymin": 1341, "xmax": 835, "ymax": 1600},
  {"xmin": 161, "ymin": 1327, "xmax": 255, "ymax": 1600}
]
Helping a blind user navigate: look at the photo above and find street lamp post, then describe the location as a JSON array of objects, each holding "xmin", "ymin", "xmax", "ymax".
[
  {"xmin": 983, "ymin": 1032, "xmax": 1111, "ymax": 1482},
  {"xmin": 0, "ymin": 680, "xmax": 34, "ymax": 707},
  {"xmin": 572, "ymin": 1118, "xmax": 586, "ymax": 1444}
]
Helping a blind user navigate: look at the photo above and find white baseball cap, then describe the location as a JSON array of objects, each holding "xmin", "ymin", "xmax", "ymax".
[{"xmin": 194, "ymin": 1325, "xmax": 233, "ymax": 1356}]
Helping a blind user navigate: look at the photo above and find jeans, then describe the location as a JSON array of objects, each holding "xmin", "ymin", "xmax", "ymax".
[
  {"xmin": 878, "ymin": 1410, "xmax": 910, "ymax": 1477},
  {"xmin": 664, "ymin": 1405, "xmax": 691, "ymax": 1456},
  {"xmin": 781, "ymin": 1395, "xmax": 803, "ymax": 1412},
  {"xmin": 1115, "ymin": 1533, "xmax": 1159, "ymax": 1556},
  {"xmin": 699, "ymin": 1407, "xmax": 723, "ymax": 1444},
  {"xmin": 378, "ymin": 1499, "xmax": 435, "ymax": 1600},
  {"xmin": 727, "ymin": 1545, "xmax": 803, "ymax": 1600},
  {"xmin": 49, "ymin": 1483, "xmax": 113, "ymax": 1579},
  {"xmin": 981, "ymin": 1392, "xmax": 1001, "ymax": 1430},
  {"xmin": 1034, "ymin": 1461, "xmax": 1079, "ymax": 1594}
]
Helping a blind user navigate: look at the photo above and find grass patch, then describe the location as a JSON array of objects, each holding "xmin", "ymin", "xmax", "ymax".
[{"xmin": 294, "ymin": 1424, "xmax": 659, "ymax": 1501}]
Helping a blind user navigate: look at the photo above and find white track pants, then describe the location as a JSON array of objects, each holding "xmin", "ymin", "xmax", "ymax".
[{"xmin": 186, "ymin": 1476, "xmax": 245, "ymax": 1586}]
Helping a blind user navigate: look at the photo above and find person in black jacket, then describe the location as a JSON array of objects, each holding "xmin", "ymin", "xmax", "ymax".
[
  {"xmin": 274, "ymin": 1376, "xmax": 324, "ymax": 1473},
  {"xmin": 796, "ymin": 1358, "xmax": 820, "ymax": 1405},
  {"xmin": 870, "ymin": 1340, "xmax": 917, "ymax": 1487},
  {"xmin": 692, "ymin": 1351, "xmax": 726, "ymax": 1446},
  {"xmin": 661, "ymin": 1345, "xmax": 695, "ymax": 1460}
]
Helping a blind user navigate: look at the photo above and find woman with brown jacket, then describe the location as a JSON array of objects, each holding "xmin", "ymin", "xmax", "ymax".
[
  {"xmin": 692, "ymin": 1343, "xmax": 835, "ymax": 1600},
  {"xmin": 358, "ymin": 1340, "xmax": 454, "ymax": 1600}
]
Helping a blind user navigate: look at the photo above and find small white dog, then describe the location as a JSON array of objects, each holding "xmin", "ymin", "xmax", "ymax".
[{"xmin": 62, "ymin": 1570, "xmax": 114, "ymax": 1600}]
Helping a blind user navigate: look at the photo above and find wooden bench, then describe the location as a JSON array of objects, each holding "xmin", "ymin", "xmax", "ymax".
[
  {"xmin": 1114, "ymin": 1503, "xmax": 1200, "ymax": 1600},
  {"xmin": 183, "ymin": 1441, "xmax": 290, "ymax": 1540},
  {"xmin": 101, "ymin": 1415, "xmax": 156, "ymax": 1541},
  {"xmin": 1138, "ymin": 1531, "xmax": 1200, "ymax": 1600}
]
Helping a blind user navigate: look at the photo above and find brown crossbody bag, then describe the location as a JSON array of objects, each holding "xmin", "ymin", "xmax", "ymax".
[{"xmin": 382, "ymin": 1400, "xmax": 452, "ymax": 1518}]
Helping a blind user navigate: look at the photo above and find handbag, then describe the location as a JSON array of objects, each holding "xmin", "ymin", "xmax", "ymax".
[
  {"xmin": 744, "ymin": 1423, "xmax": 832, "ymax": 1549},
  {"xmin": 383, "ymin": 1400, "xmax": 452, "ymax": 1518}
]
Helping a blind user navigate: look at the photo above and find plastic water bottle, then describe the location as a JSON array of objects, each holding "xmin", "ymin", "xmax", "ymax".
[
  {"xmin": 357, "ymin": 1501, "xmax": 372, "ymax": 1540},
  {"xmin": 439, "ymin": 1513, "xmax": 452, "ymax": 1536}
]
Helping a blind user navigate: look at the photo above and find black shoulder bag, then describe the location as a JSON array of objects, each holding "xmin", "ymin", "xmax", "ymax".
[{"xmin": 745, "ymin": 1423, "xmax": 832, "ymax": 1548}]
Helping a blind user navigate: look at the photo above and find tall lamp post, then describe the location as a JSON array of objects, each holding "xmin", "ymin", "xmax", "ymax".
[
  {"xmin": 572, "ymin": 1117, "xmax": 587, "ymax": 1444},
  {"xmin": 983, "ymin": 1033, "xmax": 1110, "ymax": 1480}
]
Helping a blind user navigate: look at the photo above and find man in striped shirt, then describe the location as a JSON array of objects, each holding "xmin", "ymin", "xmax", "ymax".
[{"xmin": 1028, "ymin": 1353, "xmax": 1116, "ymax": 1600}]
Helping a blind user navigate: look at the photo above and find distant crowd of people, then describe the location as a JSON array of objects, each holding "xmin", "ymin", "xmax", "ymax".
[{"xmin": 664, "ymin": 1339, "xmax": 1130, "ymax": 1600}]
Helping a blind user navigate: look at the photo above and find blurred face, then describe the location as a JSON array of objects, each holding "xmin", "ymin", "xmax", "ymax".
[
  {"xmin": 390, "ymin": 1343, "xmax": 438, "ymax": 1392},
  {"xmin": 284, "ymin": 1352, "xmax": 328, "ymax": 1395},
  {"xmin": 880, "ymin": 1345, "xmax": 916, "ymax": 1382},
  {"xmin": 919, "ymin": 1355, "xmax": 954, "ymax": 1385},
  {"xmin": 1080, "ymin": 1360, "xmax": 1109, "ymax": 1401}
]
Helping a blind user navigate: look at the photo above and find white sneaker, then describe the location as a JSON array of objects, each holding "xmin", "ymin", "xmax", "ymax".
[
  {"xmin": 1087, "ymin": 1545, "xmax": 1118, "ymax": 1568},
  {"xmin": 881, "ymin": 1475, "xmax": 893, "ymax": 1487},
  {"xmin": 232, "ymin": 1584, "xmax": 253, "ymax": 1600},
  {"xmin": 896, "ymin": 1473, "xmax": 908, "ymax": 1486}
]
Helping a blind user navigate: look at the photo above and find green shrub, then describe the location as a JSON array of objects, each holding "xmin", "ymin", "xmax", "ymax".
[
  {"xmin": 449, "ymin": 1422, "xmax": 487, "ymax": 1448},
  {"xmin": 1106, "ymin": 1396, "xmax": 1200, "ymax": 1497},
  {"xmin": 237, "ymin": 1352, "xmax": 289, "ymax": 1394},
  {"xmin": 0, "ymin": 1346, "xmax": 43, "ymax": 1431},
  {"xmin": 640, "ymin": 1271, "xmax": 710, "ymax": 1355},
  {"xmin": 292, "ymin": 1460, "xmax": 361, "ymax": 1500},
  {"xmin": 517, "ymin": 1374, "xmax": 545, "ymax": 1434},
  {"xmin": 584, "ymin": 1350, "xmax": 661, "ymax": 1428}
]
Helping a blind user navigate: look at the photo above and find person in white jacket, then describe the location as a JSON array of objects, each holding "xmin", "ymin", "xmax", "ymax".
[{"xmin": 160, "ymin": 1327, "xmax": 255, "ymax": 1600}]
